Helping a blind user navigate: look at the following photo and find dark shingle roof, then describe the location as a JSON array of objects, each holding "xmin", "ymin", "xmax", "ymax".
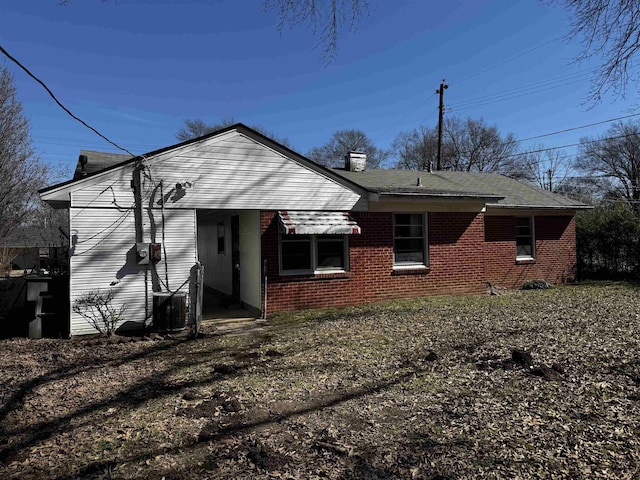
[
  {"xmin": 73, "ymin": 150, "xmax": 132, "ymax": 180},
  {"xmin": 332, "ymin": 169, "xmax": 589, "ymax": 209}
]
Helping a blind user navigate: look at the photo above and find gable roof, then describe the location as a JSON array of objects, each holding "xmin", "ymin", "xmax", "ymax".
[
  {"xmin": 40, "ymin": 123, "xmax": 368, "ymax": 200},
  {"xmin": 332, "ymin": 169, "xmax": 590, "ymax": 209},
  {"xmin": 41, "ymin": 123, "xmax": 589, "ymax": 211},
  {"xmin": 73, "ymin": 150, "xmax": 132, "ymax": 180},
  {"xmin": 39, "ymin": 124, "xmax": 368, "ymax": 210}
]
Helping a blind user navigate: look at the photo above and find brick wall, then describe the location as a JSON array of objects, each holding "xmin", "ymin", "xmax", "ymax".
[
  {"xmin": 484, "ymin": 215, "xmax": 576, "ymax": 288},
  {"xmin": 262, "ymin": 211, "xmax": 577, "ymax": 313},
  {"xmin": 261, "ymin": 210, "xmax": 488, "ymax": 314}
]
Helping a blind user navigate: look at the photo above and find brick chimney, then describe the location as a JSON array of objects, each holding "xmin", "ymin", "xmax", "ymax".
[{"xmin": 345, "ymin": 151, "xmax": 366, "ymax": 172}]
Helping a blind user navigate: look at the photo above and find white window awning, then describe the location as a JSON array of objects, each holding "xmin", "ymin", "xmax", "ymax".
[{"xmin": 278, "ymin": 211, "xmax": 361, "ymax": 235}]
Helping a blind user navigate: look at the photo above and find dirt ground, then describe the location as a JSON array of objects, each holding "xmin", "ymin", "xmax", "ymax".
[{"xmin": 1, "ymin": 282, "xmax": 639, "ymax": 479}]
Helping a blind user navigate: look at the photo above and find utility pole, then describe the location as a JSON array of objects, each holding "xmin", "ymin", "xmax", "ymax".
[
  {"xmin": 547, "ymin": 168, "xmax": 553, "ymax": 191},
  {"xmin": 436, "ymin": 79, "xmax": 448, "ymax": 171}
]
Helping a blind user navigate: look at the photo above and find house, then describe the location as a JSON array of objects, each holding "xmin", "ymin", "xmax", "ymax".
[
  {"xmin": 39, "ymin": 124, "xmax": 589, "ymax": 336},
  {"xmin": 0, "ymin": 226, "xmax": 70, "ymax": 339},
  {"xmin": 0, "ymin": 222, "xmax": 69, "ymax": 276}
]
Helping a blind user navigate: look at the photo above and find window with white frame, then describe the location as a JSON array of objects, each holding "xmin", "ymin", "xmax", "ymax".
[
  {"xmin": 280, "ymin": 234, "xmax": 348, "ymax": 274},
  {"xmin": 393, "ymin": 213, "xmax": 427, "ymax": 267},
  {"xmin": 516, "ymin": 216, "xmax": 535, "ymax": 259}
]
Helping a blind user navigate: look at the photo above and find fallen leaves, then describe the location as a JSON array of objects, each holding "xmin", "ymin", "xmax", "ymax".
[{"xmin": 0, "ymin": 283, "xmax": 639, "ymax": 479}]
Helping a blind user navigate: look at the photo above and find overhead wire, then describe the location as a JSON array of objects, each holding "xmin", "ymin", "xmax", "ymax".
[
  {"xmin": 5, "ymin": 39, "xmax": 635, "ymax": 200},
  {"xmin": 0, "ymin": 43, "xmax": 185, "ymax": 293},
  {"xmin": 374, "ymin": 39, "xmax": 568, "ymax": 143},
  {"xmin": 33, "ymin": 136, "xmax": 163, "ymax": 151},
  {"xmin": 451, "ymin": 35, "xmax": 564, "ymax": 88},
  {"xmin": 0, "ymin": 43, "xmax": 138, "ymax": 158},
  {"xmin": 448, "ymin": 71, "xmax": 594, "ymax": 113},
  {"xmin": 502, "ymin": 130, "xmax": 640, "ymax": 162},
  {"xmin": 1, "ymin": 42, "xmax": 159, "ymax": 190},
  {"xmin": 375, "ymin": 71, "xmax": 587, "ymax": 143},
  {"xmin": 377, "ymin": 65, "xmax": 638, "ymax": 170},
  {"xmin": 515, "ymin": 112, "xmax": 640, "ymax": 144},
  {"xmin": 373, "ymin": 47, "xmax": 603, "ymax": 164},
  {"xmin": 473, "ymin": 111, "xmax": 640, "ymax": 159}
]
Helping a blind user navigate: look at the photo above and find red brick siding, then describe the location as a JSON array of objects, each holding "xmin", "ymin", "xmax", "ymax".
[
  {"xmin": 261, "ymin": 211, "xmax": 576, "ymax": 314},
  {"xmin": 261, "ymin": 210, "xmax": 488, "ymax": 314},
  {"xmin": 484, "ymin": 215, "xmax": 576, "ymax": 288}
]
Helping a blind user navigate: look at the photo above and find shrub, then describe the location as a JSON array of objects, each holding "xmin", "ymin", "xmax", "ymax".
[
  {"xmin": 522, "ymin": 280, "xmax": 552, "ymax": 290},
  {"xmin": 576, "ymin": 203, "xmax": 640, "ymax": 278},
  {"xmin": 72, "ymin": 289, "xmax": 125, "ymax": 336}
]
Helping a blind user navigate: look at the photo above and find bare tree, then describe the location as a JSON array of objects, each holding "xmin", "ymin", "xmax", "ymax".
[
  {"xmin": 176, "ymin": 117, "xmax": 291, "ymax": 147},
  {"xmin": 264, "ymin": 0, "xmax": 369, "ymax": 62},
  {"xmin": 443, "ymin": 117, "xmax": 525, "ymax": 176},
  {"xmin": 175, "ymin": 117, "xmax": 236, "ymax": 142},
  {"xmin": 60, "ymin": 1, "xmax": 370, "ymax": 63},
  {"xmin": 0, "ymin": 67, "xmax": 48, "ymax": 245},
  {"xmin": 307, "ymin": 129, "xmax": 389, "ymax": 168},
  {"xmin": 555, "ymin": 175, "xmax": 601, "ymax": 204},
  {"xmin": 520, "ymin": 146, "xmax": 574, "ymax": 191},
  {"xmin": 577, "ymin": 120, "xmax": 640, "ymax": 210},
  {"xmin": 547, "ymin": 0, "xmax": 640, "ymax": 102},
  {"xmin": 391, "ymin": 117, "xmax": 525, "ymax": 177},
  {"xmin": 392, "ymin": 126, "xmax": 448, "ymax": 171}
]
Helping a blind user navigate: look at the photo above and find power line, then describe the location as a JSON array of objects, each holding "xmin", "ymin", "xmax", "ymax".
[
  {"xmin": 1, "ymin": 44, "xmax": 160, "ymax": 190},
  {"xmin": 516, "ymin": 112, "xmax": 640, "ymax": 144},
  {"xmin": 34, "ymin": 133, "xmax": 162, "ymax": 148},
  {"xmin": 0, "ymin": 43, "xmax": 137, "ymax": 158},
  {"xmin": 482, "ymin": 112, "xmax": 640, "ymax": 160},
  {"xmin": 505, "ymin": 130, "xmax": 640, "ymax": 161},
  {"xmin": 33, "ymin": 137, "xmax": 162, "ymax": 151},
  {"xmin": 375, "ymin": 105, "xmax": 437, "ymax": 143},
  {"xmin": 452, "ymin": 70, "xmax": 593, "ymax": 106},
  {"xmin": 384, "ymin": 70, "xmax": 599, "ymax": 151},
  {"xmin": 448, "ymin": 71, "xmax": 594, "ymax": 112},
  {"xmin": 375, "ymin": 47, "xmax": 586, "ymax": 143},
  {"xmin": 451, "ymin": 35, "xmax": 564, "ymax": 88}
]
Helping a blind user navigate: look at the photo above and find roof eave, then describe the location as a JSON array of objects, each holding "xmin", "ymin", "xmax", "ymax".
[
  {"xmin": 378, "ymin": 192, "xmax": 505, "ymax": 201},
  {"xmin": 486, "ymin": 203, "xmax": 593, "ymax": 210},
  {"xmin": 39, "ymin": 123, "xmax": 370, "ymax": 200}
]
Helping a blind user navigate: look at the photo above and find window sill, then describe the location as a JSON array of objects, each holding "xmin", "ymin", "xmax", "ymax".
[
  {"xmin": 516, "ymin": 257, "xmax": 536, "ymax": 265},
  {"xmin": 278, "ymin": 270, "xmax": 350, "ymax": 281},
  {"xmin": 314, "ymin": 269, "xmax": 348, "ymax": 276},
  {"xmin": 279, "ymin": 269, "xmax": 348, "ymax": 277},
  {"xmin": 279, "ymin": 269, "xmax": 314, "ymax": 277},
  {"xmin": 392, "ymin": 265, "xmax": 430, "ymax": 275}
]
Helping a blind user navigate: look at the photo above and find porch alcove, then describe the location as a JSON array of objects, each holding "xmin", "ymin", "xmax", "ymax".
[{"xmin": 195, "ymin": 209, "xmax": 262, "ymax": 321}]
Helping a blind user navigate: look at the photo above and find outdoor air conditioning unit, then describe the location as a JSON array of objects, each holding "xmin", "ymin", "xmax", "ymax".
[{"xmin": 152, "ymin": 292, "xmax": 186, "ymax": 332}]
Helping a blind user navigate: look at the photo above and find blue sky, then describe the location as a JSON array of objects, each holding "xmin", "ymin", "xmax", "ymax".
[{"xmin": 0, "ymin": 0, "xmax": 635, "ymax": 179}]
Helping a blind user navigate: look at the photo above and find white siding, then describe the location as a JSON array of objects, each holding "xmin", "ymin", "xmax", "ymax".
[
  {"xmin": 60, "ymin": 128, "xmax": 363, "ymax": 334},
  {"xmin": 239, "ymin": 210, "xmax": 261, "ymax": 311},
  {"xmin": 71, "ymin": 164, "xmax": 136, "ymax": 209},
  {"xmin": 157, "ymin": 134, "xmax": 360, "ymax": 210},
  {"xmin": 69, "ymin": 206, "xmax": 196, "ymax": 336},
  {"xmin": 68, "ymin": 131, "xmax": 361, "ymax": 211},
  {"xmin": 155, "ymin": 209, "xmax": 198, "ymax": 295}
]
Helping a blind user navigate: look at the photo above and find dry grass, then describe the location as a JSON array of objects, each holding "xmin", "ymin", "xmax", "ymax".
[{"xmin": 1, "ymin": 282, "xmax": 639, "ymax": 479}]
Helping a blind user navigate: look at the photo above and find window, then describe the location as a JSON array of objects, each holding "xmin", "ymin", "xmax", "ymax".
[
  {"xmin": 317, "ymin": 236, "xmax": 345, "ymax": 269},
  {"xmin": 280, "ymin": 234, "xmax": 348, "ymax": 274},
  {"xmin": 281, "ymin": 235, "xmax": 312, "ymax": 271},
  {"xmin": 516, "ymin": 217, "xmax": 534, "ymax": 259},
  {"xmin": 217, "ymin": 222, "xmax": 226, "ymax": 254},
  {"xmin": 394, "ymin": 213, "xmax": 427, "ymax": 267}
]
